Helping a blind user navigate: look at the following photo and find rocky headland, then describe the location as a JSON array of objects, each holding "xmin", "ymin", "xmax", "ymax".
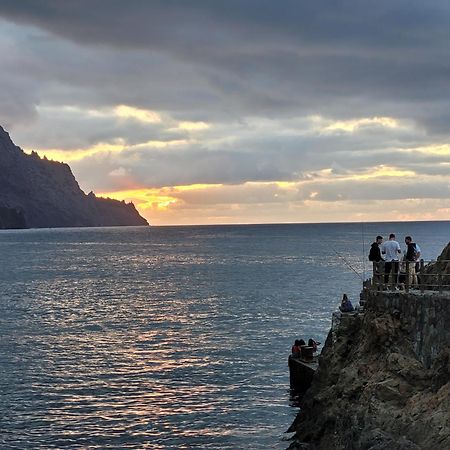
[
  {"xmin": 0, "ymin": 126, "xmax": 148, "ymax": 228},
  {"xmin": 288, "ymin": 243, "xmax": 450, "ymax": 449}
]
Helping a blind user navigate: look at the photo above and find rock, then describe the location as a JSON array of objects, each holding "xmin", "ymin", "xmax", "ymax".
[
  {"xmin": 289, "ymin": 248, "xmax": 450, "ymax": 449},
  {"xmin": 0, "ymin": 125, "xmax": 148, "ymax": 228},
  {"xmin": 358, "ymin": 428, "xmax": 420, "ymax": 450},
  {"xmin": 421, "ymin": 243, "xmax": 450, "ymax": 290},
  {"xmin": 0, "ymin": 206, "xmax": 26, "ymax": 229}
]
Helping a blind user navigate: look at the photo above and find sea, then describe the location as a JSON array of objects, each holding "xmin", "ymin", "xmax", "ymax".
[{"xmin": 0, "ymin": 221, "xmax": 448, "ymax": 449}]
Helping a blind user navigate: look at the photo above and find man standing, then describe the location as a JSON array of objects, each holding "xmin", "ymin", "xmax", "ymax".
[
  {"xmin": 382, "ymin": 233, "xmax": 401, "ymax": 287},
  {"xmin": 369, "ymin": 235, "xmax": 383, "ymax": 262},
  {"xmin": 369, "ymin": 235, "xmax": 384, "ymax": 285},
  {"xmin": 404, "ymin": 236, "xmax": 421, "ymax": 286}
]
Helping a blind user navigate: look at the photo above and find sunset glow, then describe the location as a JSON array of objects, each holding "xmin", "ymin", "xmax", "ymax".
[
  {"xmin": 323, "ymin": 116, "xmax": 399, "ymax": 133},
  {"xmin": 2, "ymin": 1, "xmax": 450, "ymax": 225},
  {"xmin": 98, "ymin": 184, "xmax": 224, "ymax": 214},
  {"xmin": 114, "ymin": 105, "xmax": 162, "ymax": 123}
]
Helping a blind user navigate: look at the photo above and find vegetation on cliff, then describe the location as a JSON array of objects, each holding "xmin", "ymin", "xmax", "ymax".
[{"xmin": 0, "ymin": 126, "xmax": 148, "ymax": 228}]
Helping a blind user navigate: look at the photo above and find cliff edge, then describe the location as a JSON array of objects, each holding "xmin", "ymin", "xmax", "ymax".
[
  {"xmin": 0, "ymin": 126, "xmax": 148, "ymax": 228},
  {"xmin": 288, "ymin": 244, "xmax": 450, "ymax": 449}
]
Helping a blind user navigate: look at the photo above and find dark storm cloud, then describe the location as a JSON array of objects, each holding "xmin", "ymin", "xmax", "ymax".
[
  {"xmin": 1, "ymin": 0, "xmax": 450, "ymax": 122},
  {"xmin": 1, "ymin": 0, "xmax": 448, "ymax": 50}
]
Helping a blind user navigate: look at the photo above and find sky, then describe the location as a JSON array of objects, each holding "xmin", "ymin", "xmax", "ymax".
[{"xmin": 1, "ymin": 0, "xmax": 450, "ymax": 225}]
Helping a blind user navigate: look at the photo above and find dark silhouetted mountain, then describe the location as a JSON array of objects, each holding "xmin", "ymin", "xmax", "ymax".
[{"xmin": 0, "ymin": 126, "xmax": 149, "ymax": 229}]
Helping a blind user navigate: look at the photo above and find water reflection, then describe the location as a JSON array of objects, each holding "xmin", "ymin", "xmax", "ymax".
[{"xmin": 1, "ymin": 223, "xmax": 448, "ymax": 448}]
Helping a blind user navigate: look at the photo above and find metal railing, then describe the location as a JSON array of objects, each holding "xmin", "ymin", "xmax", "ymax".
[{"xmin": 368, "ymin": 259, "xmax": 450, "ymax": 293}]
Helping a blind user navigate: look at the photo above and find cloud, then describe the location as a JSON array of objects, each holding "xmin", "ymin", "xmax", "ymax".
[
  {"xmin": 2, "ymin": 2, "xmax": 450, "ymax": 122},
  {"xmin": 15, "ymin": 104, "xmax": 185, "ymax": 150},
  {"xmin": 0, "ymin": 2, "xmax": 450, "ymax": 223},
  {"xmin": 96, "ymin": 180, "xmax": 450, "ymax": 226}
]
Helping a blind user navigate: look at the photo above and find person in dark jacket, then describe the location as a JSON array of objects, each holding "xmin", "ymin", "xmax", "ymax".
[
  {"xmin": 369, "ymin": 235, "xmax": 383, "ymax": 262},
  {"xmin": 369, "ymin": 235, "xmax": 384, "ymax": 285},
  {"xmin": 339, "ymin": 294, "xmax": 354, "ymax": 312},
  {"xmin": 404, "ymin": 236, "xmax": 420, "ymax": 286}
]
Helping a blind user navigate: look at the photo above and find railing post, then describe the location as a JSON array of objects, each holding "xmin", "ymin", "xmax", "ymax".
[
  {"xmin": 420, "ymin": 259, "xmax": 425, "ymax": 293},
  {"xmin": 372, "ymin": 261, "xmax": 383, "ymax": 291},
  {"xmin": 372, "ymin": 261, "xmax": 376, "ymax": 290},
  {"xmin": 405, "ymin": 261, "xmax": 410, "ymax": 293}
]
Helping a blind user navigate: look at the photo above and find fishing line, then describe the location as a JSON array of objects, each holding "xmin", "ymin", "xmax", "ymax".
[{"xmin": 331, "ymin": 246, "xmax": 364, "ymax": 281}]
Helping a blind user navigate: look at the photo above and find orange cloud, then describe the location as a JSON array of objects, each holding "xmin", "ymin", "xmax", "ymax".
[
  {"xmin": 97, "ymin": 181, "xmax": 450, "ymax": 226},
  {"xmin": 98, "ymin": 184, "xmax": 224, "ymax": 212}
]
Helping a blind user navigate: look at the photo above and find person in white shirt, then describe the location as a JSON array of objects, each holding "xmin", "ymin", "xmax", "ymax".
[{"xmin": 381, "ymin": 233, "xmax": 401, "ymax": 286}]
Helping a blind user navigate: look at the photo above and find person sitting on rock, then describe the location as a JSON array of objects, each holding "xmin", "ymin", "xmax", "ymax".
[
  {"xmin": 339, "ymin": 294, "xmax": 354, "ymax": 312},
  {"xmin": 308, "ymin": 338, "xmax": 321, "ymax": 352},
  {"xmin": 291, "ymin": 339, "xmax": 305, "ymax": 357}
]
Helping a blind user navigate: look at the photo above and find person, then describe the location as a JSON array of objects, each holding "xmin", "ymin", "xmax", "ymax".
[
  {"xmin": 381, "ymin": 233, "xmax": 401, "ymax": 287},
  {"xmin": 369, "ymin": 235, "xmax": 383, "ymax": 262},
  {"xmin": 291, "ymin": 339, "xmax": 305, "ymax": 357},
  {"xmin": 369, "ymin": 235, "xmax": 384, "ymax": 285},
  {"xmin": 405, "ymin": 235, "xmax": 422, "ymax": 272},
  {"xmin": 308, "ymin": 338, "xmax": 321, "ymax": 352},
  {"xmin": 291, "ymin": 339, "xmax": 301, "ymax": 357},
  {"xmin": 339, "ymin": 294, "xmax": 354, "ymax": 312},
  {"xmin": 404, "ymin": 236, "xmax": 421, "ymax": 286}
]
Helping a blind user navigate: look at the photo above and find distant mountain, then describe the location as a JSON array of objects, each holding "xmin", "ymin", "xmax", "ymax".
[{"xmin": 0, "ymin": 126, "xmax": 149, "ymax": 229}]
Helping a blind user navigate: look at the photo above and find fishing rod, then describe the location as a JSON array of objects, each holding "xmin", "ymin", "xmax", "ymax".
[
  {"xmin": 361, "ymin": 222, "xmax": 366, "ymax": 281},
  {"xmin": 331, "ymin": 246, "xmax": 364, "ymax": 281}
]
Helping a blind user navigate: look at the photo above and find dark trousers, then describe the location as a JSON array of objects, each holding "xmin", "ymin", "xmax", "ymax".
[{"xmin": 384, "ymin": 261, "xmax": 399, "ymax": 284}]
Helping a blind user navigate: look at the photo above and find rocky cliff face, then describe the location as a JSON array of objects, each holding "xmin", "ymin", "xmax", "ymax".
[
  {"xmin": 421, "ymin": 243, "xmax": 450, "ymax": 290},
  {"xmin": 288, "ymin": 249, "xmax": 450, "ymax": 449},
  {"xmin": 0, "ymin": 206, "xmax": 26, "ymax": 229},
  {"xmin": 0, "ymin": 126, "xmax": 148, "ymax": 228}
]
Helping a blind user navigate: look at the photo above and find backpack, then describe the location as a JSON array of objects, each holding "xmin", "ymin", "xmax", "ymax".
[{"xmin": 406, "ymin": 242, "xmax": 417, "ymax": 261}]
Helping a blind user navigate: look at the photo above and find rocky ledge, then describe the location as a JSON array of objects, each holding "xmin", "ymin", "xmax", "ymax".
[{"xmin": 288, "ymin": 243, "xmax": 450, "ymax": 450}]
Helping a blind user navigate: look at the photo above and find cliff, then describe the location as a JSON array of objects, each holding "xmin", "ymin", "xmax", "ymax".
[
  {"xmin": 288, "ymin": 244, "xmax": 450, "ymax": 449},
  {"xmin": 0, "ymin": 126, "xmax": 148, "ymax": 228},
  {"xmin": 421, "ymin": 243, "xmax": 450, "ymax": 290}
]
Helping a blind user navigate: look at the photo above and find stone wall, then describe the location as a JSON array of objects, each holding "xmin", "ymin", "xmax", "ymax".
[{"xmin": 365, "ymin": 289, "xmax": 450, "ymax": 368}]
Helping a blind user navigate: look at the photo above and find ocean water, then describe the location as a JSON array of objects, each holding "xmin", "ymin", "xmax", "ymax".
[{"xmin": 0, "ymin": 221, "xmax": 448, "ymax": 449}]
